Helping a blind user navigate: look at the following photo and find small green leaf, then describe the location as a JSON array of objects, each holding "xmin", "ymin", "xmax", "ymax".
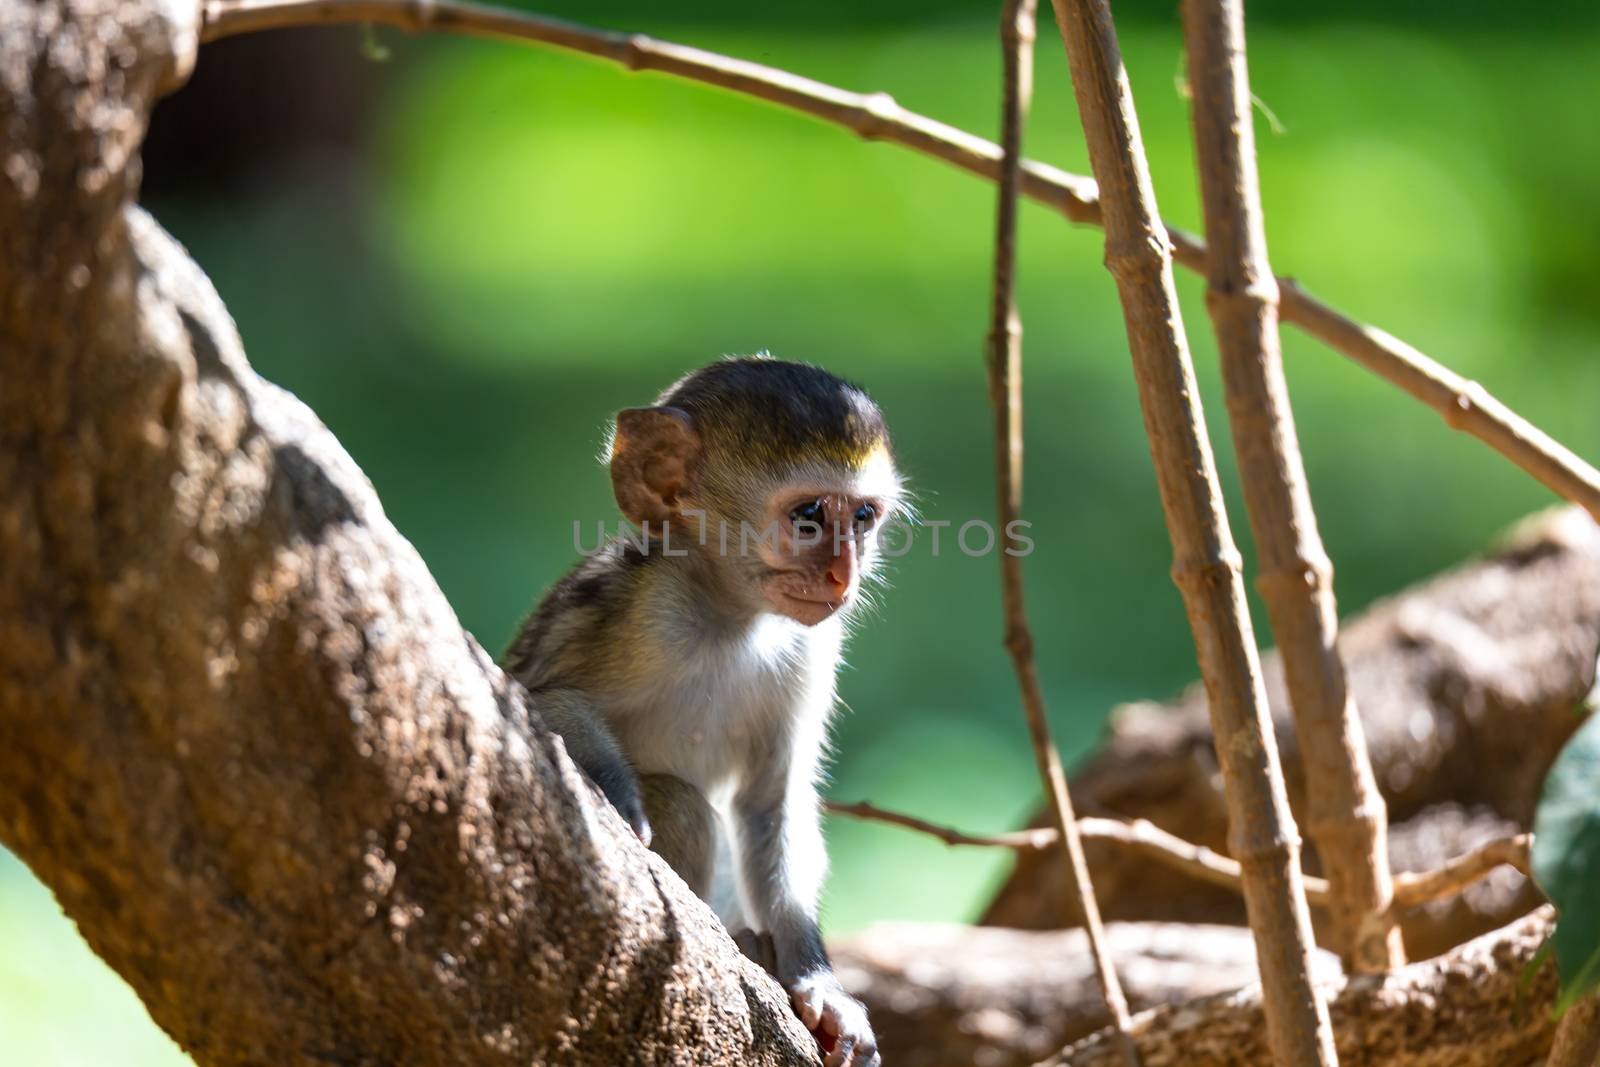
[{"xmin": 1533, "ymin": 708, "xmax": 1600, "ymax": 1013}]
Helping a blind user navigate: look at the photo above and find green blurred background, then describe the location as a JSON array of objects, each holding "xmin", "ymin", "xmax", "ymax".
[{"xmin": 5, "ymin": 1, "xmax": 1599, "ymax": 1061}]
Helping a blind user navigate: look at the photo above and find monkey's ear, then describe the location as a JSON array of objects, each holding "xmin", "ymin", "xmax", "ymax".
[{"xmin": 609, "ymin": 406, "xmax": 700, "ymax": 526}]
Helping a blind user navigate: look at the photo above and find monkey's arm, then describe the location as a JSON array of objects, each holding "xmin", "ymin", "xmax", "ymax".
[
  {"xmin": 734, "ymin": 752, "xmax": 879, "ymax": 1067},
  {"xmin": 530, "ymin": 687, "xmax": 651, "ymax": 845}
]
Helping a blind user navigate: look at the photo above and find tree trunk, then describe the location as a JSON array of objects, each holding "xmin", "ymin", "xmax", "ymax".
[{"xmin": 0, "ymin": 2, "xmax": 816, "ymax": 1063}]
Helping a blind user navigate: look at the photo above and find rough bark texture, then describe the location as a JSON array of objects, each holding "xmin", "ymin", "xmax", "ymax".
[
  {"xmin": 1043, "ymin": 908, "xmax": 1559, "ymax": 1067},
  {"xmin": 984, "ymin": 507, "xmax": 1600, "ymax": 961},
  {"xmin": 0, "ymin": 2, "xmax": 816, "ymax": 1063},
  {"xmin": 1045, "ymin": 0, "xmax": 1336, "ymax": 1061},
  {"xmin": 834, "ymin": 922, "xmax": 1341, "ymax": 1067},
  {"xmin": 833, "ymin": 910, "xmax": 1562, "ymax": 1067}
]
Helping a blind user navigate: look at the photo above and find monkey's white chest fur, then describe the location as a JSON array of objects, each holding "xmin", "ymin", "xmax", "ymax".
[{"xmin": 603, "ymin": 611, "xmax": 843, "ymax": 797}]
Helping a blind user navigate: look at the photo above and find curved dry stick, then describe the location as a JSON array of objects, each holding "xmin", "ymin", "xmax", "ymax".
[
  {"xmin": 1359, "ymin": 831, "xmax": 1540, "ymax": 957},
  {"xmin": 981, "ymin": 1, "xmax": 1138, "ymax": 1063},
  {"xmin": 199, "ymin": 0, "xmax": 1600, "ymax": 528},
  {"xmin": 1388, "ymin": 833, "xmax": 1532, "ymax": 912},
  {"xmin": 1180, "ymin": 0, "xmax": 1400, "ymax": 974}
]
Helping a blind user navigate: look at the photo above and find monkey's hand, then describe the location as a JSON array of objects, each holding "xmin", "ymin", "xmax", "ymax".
[
  {"xmin": 616, "ymin": 797, "xmax": 652, "ymax": 847},
  {"xmin": 600, "ymin": 776, "xmax": 652, "ymax": 846},
  {"xmin": 787, "ymin": 971, "xmax": 880, "ymax": 1067},
  {"xmin": 585, "ymin": 757, "xmax": 652, "ymax": 846}
]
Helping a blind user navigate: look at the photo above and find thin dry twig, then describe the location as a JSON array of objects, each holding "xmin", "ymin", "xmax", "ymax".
[
  {"xmin": 199, "ymin": 0, "xmax": 1600, "ymax": 528},
  {"xmin": 829, "ymin": 800, "xmax": 1541, "ymax": 929},
  {"xmin": 1547, "ymin": 991, "xmax": 1600, "ymax": 1067},
  {"xmin": 826, "ymin": 799, "xmax": 1335, "ymax": 904},
  {"xmin": 1180, "ymin": 0, "xmax": 1400, "ymax": 975},
  {"xmin": 1043, "ymin": 0, "xmax": 1337, "ymax": 1061},
  {"xmin": 1388, "ymin": 833, "xmax": 1533, "ymax": 912},
  {"xmin": 1083, "ymin": 815, "xmax": 1325, "ymax": 908},
  {"xmin": 1345, "ymin": 831, "xmax": 1535, "ymax": 968},
  {"xmin": 1269, "ymin": 275, "xmax": 1600, "ymax": 530},
  {"xmin": 826, "ymin": 800, "xmax": 1056, "ymax": 851},
  {"xmin": 981, "ymin": 1, "xmax": 1137, "ymax": 1063}
]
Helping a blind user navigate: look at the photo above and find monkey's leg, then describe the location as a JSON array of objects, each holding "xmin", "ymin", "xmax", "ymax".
[
  {"xmin": 709, "ymin": 819, "xmax": 747, "ymax": 929},
  {"xmin": 530, "ymin": 688, "xmax": 651, "ymax": 844},
  {"xmin": 732, "ymin": 929, "xmax": 778, "ymax": 977},
  {"xmin": 734, "ymin": 780, "xmax": 879, "ymax": 1067},
  {"xmin": 710, "ymin": 823, "xmax": 778, "ymax": 976},
  {"xmin": 638, "ymin": 773, "xmax": 715, "ymax": 899}
]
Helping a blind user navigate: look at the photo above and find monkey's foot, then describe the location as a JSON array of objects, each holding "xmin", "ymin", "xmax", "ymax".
[{"xmin": 787, "ymin": 972, "xmax": 880, "ymax": 1067}]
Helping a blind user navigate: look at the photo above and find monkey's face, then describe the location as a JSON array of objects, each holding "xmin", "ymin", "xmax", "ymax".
[
  {"xmin": 753, "ymin": 483, "xmax": 888, "ymax": 626},
  {"xmin": 608, "ymin": 358, "xmax": 904, "ymax": 626},
  {"xmin": 722, "ymin": 437, "xmax": 901, "ymax": 627}
]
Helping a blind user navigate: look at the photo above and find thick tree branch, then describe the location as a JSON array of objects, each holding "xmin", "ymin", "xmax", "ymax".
[
  {"xmin": 1043, "ymin": 908, "xmax": 1559, "ymax": 1067},
  {"xmin": 835, "ymin": 921, "xmax": 1342, "ymax": 1067},
  {"xmin": 0, "ymin": 2, "xmax": 816, "ymax": 1063},
  {"xmin": 197, "ymin": 0, "xmax": 1600, "ymax": 528},
  {"xmin": 836, "ymin": 914, "xmax": 1564, "ymax": 1067},
  {"xmin": 1180, "ymin": 0, "xmax": 1399, "ymax": 973},
  {"xmin": 1043, "ymin": 0, "xmax": 1336, "ymax": 1061}
]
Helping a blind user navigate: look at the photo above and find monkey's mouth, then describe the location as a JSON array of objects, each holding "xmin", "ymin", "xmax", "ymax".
[
  {"xmin": 781, "ymin": 590, "xmax": 847, "ymax": 610},
  {"xmin": 763, "ymin": 572, "xmax": 851, "ymax": 624},
  {"xmin": 778, "ymin": 583, "xmax": 845, "ymax": 603},
  {"xmin": 770, "ymin": 591, "xmax": 847, "ymax": 625}
]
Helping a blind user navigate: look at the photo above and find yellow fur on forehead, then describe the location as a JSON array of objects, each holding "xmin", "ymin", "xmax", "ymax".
[
  {"xmin": 722, "ymin": 431, "xmax": 892, "ymax": 475},
  {"xmin": 846, "ymin": 441, "xmax": 902, "ymax": 500},
  {"xmin": 761, "ymin": 445, "xmax": 903, "ymax": 505}
]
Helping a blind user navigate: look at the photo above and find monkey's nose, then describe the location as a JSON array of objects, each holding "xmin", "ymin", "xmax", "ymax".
[{"xmin": 824, "ymin": 559, "xmax": 852, "ymax": 596}]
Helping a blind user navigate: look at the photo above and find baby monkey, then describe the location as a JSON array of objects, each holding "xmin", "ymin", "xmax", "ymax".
[{"xmin": 507, "ymin": 357, "xmax": 900, "ymax": 1067}]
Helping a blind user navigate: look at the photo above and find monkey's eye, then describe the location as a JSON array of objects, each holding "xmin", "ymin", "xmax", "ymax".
[
  {"xmin": 790, "ymin": 500, "xmax": 826, "ymax": 527},
  {"xmin": 852, "ymin": 503, "xmax": 877, "ymax": 531}
]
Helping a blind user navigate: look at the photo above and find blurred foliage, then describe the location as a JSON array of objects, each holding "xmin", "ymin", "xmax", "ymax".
[{"xmin": 4, "ymin": 5, "xmax": 1599, "ymax": 1062}]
